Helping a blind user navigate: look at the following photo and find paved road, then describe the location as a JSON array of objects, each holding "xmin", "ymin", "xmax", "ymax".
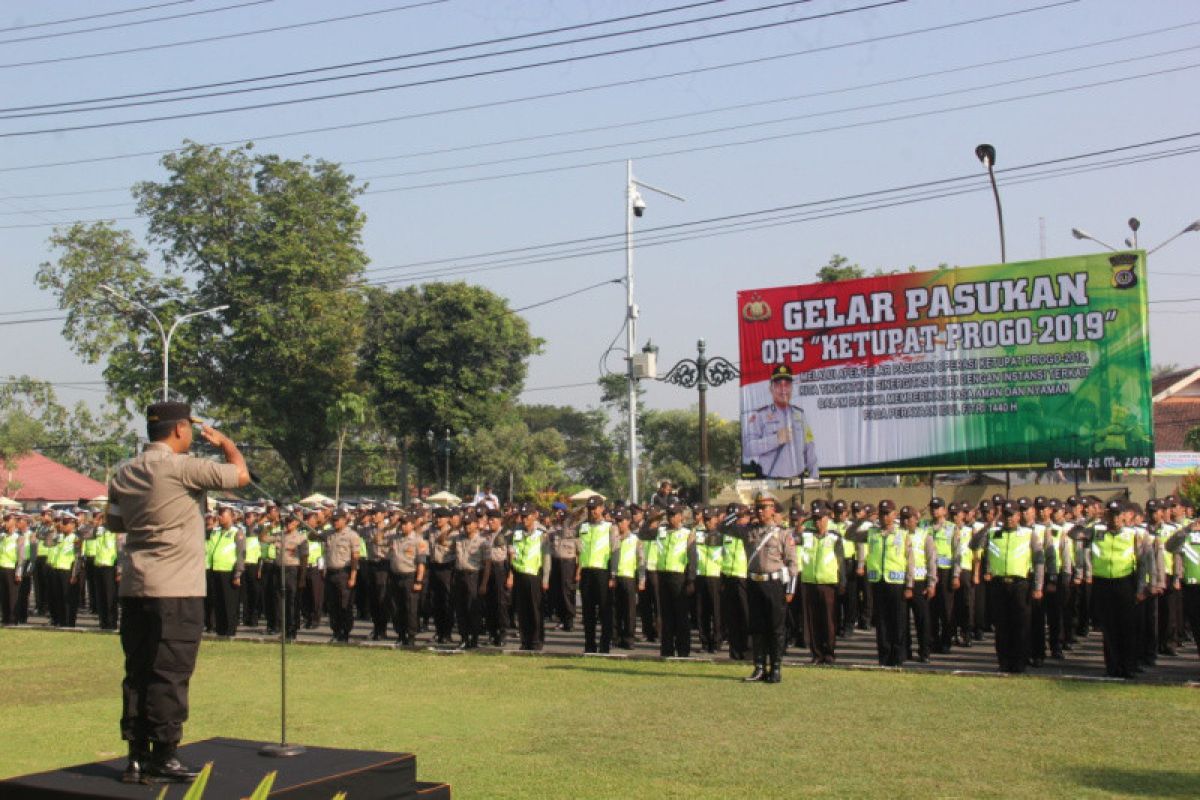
[{"xmin": 18, "ymin": 607, "xmax": 1200, "ymax": 686}]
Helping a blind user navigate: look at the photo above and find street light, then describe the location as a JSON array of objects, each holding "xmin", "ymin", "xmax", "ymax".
[
  {"xmin": 426, "ymin": 427, "xmax": 464, "ymax": 493},
  {"xmin": 624, "ymin": 159, "xmax": 684, "ymax": 504},
  {"xmin": 1147, "ymin": 219, "xmax": 1200, "ymax": 255},
  {"xmin": 1070, "ymin": 227, "xmax": 1118, "ymax": 252},
  {"xmin": 1070, "ymin": 219, "xmax": 1200, "ymax": 255},
  {"xmin": 974, "ymin": 143, "xmax": 1006, "ymax": 263},
  {"xmin": 98, "ymin": 284, "xmax": 228, "ymax": 402},
  {"xmin": 658, "ymin": 338, "xmax": 740, "ymax": 501}
]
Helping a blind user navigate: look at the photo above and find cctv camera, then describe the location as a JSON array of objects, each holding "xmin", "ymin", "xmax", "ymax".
[{"xmin": 632, "ymin": 192, "xmax": 646, "ymax": 217}]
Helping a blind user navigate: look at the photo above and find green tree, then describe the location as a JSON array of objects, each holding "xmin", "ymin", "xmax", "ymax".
[
  {"xmin": 520, "ymin": 404, "xmax": 616, "ymax": 494},
  {"xmin": 458, "ymin": 422, "xmax": 567, "ymax": 501},
  {"xmin": 38, "ymin": 141, "xmax": 368, "ymax": 493},
  {"xmin": 817, "ymin": 254, "xmax": 865, "ymax": 282},
  {"xmin": 1185, "ymin": 425, "xmax": 1200, "ymax": 452},
  {"xmin": 0, "ymin": 411, "xmax": 42, "ymax": 497},
  {"xmin": 328, "ymin": 392, "xmax": 368, "ymax": 502},
  {"xmin": 359, "ymin": 282, "xmax": 543, "ymax": 471},
  {"xmin": 0, "ymin": 376, "xmax": 136, "ymax": 484},
  {"xmin": 640, "ymin": 408, "xmax": 741, "ymax": 501},
  {"xmin": 1154, "ymin": 363, "xmax": 1182, "ymax": 379}
]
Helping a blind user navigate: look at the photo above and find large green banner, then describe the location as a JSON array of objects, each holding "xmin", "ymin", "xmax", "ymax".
[{"xmin": 738, "ymin": 252, "xmax": 1153, "ymax": 477}]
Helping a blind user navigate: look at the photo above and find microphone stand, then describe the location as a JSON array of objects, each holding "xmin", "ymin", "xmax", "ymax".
[{"xmin": 249, "ymin": 477, "xmax": 305, "ymax": 758}]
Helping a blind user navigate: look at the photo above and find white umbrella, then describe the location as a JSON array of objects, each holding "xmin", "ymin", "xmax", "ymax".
[
  {"xmin": 426, "ymin": 491, "xmax": 462, "ymax": 506},
  {"xmin": 568, "ymin": 488, "xmax": 605, "ymax": 505},
  {"xmin": 299, "ymin": 492, "xmax": 334, "ymax": 506},
  {"xmin": 0, "ymin": 496, "xmax": 19, "ymax": 508}
]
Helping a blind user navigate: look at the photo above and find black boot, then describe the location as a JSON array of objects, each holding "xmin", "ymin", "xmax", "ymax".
[
  {"xmin": 767, "ymin": 636, "xmax": 783, "ymax": 683},
  {"xmin": 744, "ymin": 636, "xmax": 767, "ymax": 682},
  {"xmin": 121, "ymin": 740, "xmax": 150, "ymax": 784},
  {"xmin": 144, "ymin": 742, "xmax": 201, "ymax": 783}
]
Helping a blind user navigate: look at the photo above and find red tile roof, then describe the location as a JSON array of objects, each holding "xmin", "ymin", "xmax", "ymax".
[
  {"xmin": 3, "ymin": 451, "xmax": 107, "ymax": 503},
  {"xmin": 1154, "ymin": 398, "xmax": 1200, "ymax": 450}
]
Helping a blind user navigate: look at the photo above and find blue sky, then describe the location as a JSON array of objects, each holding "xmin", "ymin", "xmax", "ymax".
[{"xmin": 2, "ymin": 0, "xmax": 1197, "ymax": 422}]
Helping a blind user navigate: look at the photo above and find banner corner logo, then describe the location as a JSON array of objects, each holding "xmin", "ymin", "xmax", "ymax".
[{"xmin": 742, "ymin": 294, "xmax": 771, "ymax": 322}]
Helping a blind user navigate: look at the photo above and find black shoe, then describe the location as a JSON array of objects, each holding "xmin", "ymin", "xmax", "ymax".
[
  {"xmin": 744, "ymin": 664, "xmax": 767, "ymax": 682},
  {"xmin": 1030, "ymin": 657, "xmax": 1044, "ymax": 668},
  {"xmin": 121, "ymin": 741, "xmax": 150, "ymax": 784},
  {"xmin": 1164, "ymin": 646, "xmax": 1178, "ymax": 657},
  {"xmin": 767, "ymin": 664, "xmax": 781, "ymax": 683},
  {"xmin": 145, "ymin": 743, "xmax": 200, "ymax": 783},
  {"xmin": 1051, "ymin": 650, "xmax": 1064, "ymax": 660}
]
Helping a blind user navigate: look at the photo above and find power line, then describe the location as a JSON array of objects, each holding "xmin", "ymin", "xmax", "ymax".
[
  {"xmin": 0, "ymin": 1, "xmax": 1086, "ymax": 176},
  {"xmin": 0, "ymin": 1, "xmax": 447, "ymax": 71},
  {"xmin": 509, "ymin": 278, "xmax": 624, "ymax": 313},
  {"xmin": 4, "ymin": 28, "xmax": 1187, "ymax": 219},
  {"xmin": 0, "ymin": 0, "xmax": 192, "ymax": 33},
  {"xmin": 354, "ymin": 59, "xmax": 1200, "ymax": 198},
  {"xmin": 0, "ymin": 0, "xmax": 728, "ymax": 112},
  {"xmin": 0, "ymin": 0, "xmax": 273, "ymax": 46},
  {"xmin": 0, "ymin": 1, "xmax": 909, "ymax": 137}
]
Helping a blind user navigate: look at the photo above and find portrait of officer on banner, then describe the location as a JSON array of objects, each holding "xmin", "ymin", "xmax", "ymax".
[{"xmin": 742, "ymin": 364, "xmax": 818, "ymax": 479}]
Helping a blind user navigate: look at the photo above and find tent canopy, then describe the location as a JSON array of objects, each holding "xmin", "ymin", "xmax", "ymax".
[
  {"xmin": 568, "ymin": 488, "xmax": 606, "ymax": 505},
  {"xmin": 427, "ymin": 491, "xmax": 462, "ymax": 506},
  {"xmin": 299, "ymin": 492, "xmax": 334, "ymax": 506}
]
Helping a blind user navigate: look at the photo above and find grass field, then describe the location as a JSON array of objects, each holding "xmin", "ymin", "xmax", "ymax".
[{"xmin": 2, "ymin": 629, "xmax": 1199, "ymax": 799}]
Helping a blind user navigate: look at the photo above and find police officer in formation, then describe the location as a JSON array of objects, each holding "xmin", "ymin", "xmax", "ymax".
[{"xmin": 17, "ymin": 480, "xmax": 1200, "ymax": 689}]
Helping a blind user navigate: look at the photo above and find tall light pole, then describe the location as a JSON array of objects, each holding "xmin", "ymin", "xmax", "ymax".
[
  {"xmin": 1148, "ymin": 219, "xmax": 1200, "ymax": 254},
  {"xmin": 974, "ymin": 143, "xmax": 1006, "ymax": 263},
  {"xmin": 99, "ymin": 284, "xmax": 228, "ymax": 401},
  {"xmin": 624, "ymin": 159, "xmax": 684, "ymax": 504},
  {"xmin": 659, "ymin": 338, "xmax": 740, "ymax": 501}
]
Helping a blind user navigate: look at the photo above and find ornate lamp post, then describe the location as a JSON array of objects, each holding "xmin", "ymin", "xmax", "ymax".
[{"xmin": 659, "ymin": 338, "xmax": 740, "ymax": 501}]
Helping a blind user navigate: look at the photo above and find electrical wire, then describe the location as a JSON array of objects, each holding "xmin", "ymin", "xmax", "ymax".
[
  {"xmin": 0, "ymin": 1, "xmax": 909, "ymax": 136},
  {"xmin": 0, "ymin": 0, "xmax": 192, "ymax": 33},
  {"xmin": 4, "ymin": 31, "xmax": 1192, "ymax": 219},
  {"xmin": 0, "ymin": 1, "xmax": 1088, "ymax": 176},
  {"xmin": 0, "ymin": 0, "xmax": 273, "ymax": 46},
  {"xmin": 0, "ymin": 1, "xmax": 447, "ymax": 71},
  {"xmin": 0, "ymin": 0, "xmax": 727, "ymax": 111}
]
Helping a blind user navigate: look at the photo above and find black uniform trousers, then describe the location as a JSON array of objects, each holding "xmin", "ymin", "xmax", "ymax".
[
  {"xmin": 369, "ymin": 560, "xmax": 391, "ymax": 638},
  {"xmin": 34, "ymin": 556, "xmax": 49, "ymax": 614},
  {"xmin": 239, "ymin": 562, "xmax": 261, "ymax": 627},
  {"xmin": 1073, "ymin": 580, "xmax": 1093, "ymax": 637},
  {"xmin": 325, "ymin": 567, "xmax": 354, "ymax": 641},
  {"xmin": 931, "ymin": 567, "xmax": 955, "ymax": 652},
  {"xmin": 906, "ymin": 579, "xmax": 932, "ymax": 661},
  {"xmin": 550, "ymin": 557, "xmax": 577, "ymax": 628},
  {"xmin": 0, "ymin": 567, "xmax": 18, "ymax": 625},
  {"xmin": 988, "ymin": 577, "xmax": 1031, "ymax": 673},
  {"xmin": 972, "ymin": 578, "xmax": 989, "ymax": 637},
  {"xmin": 16, "ymin": 563, "xmax": 32, "ymax": 623},
  {"xmin": 512, "ymin": 571, "xmax": 544, "ymax": 650},
  {"xmin": 803, "ymin": 582, "xmax": 838, "ymax": 663},
  {"xmin": 1040, "ymin": 574, "xmax": 1070, "ymax": 657},
  {"xmin": 82, "ymin": 556, "xmax": 96, "ymax": 612},
  {"xmin": 657, "ymin": 571, "xmax": 691, "ymax": 657},
  {"xmin": 1182, "ymin": 585, "xmax": 1200, "ymax": 658},
  {"xmin": 1093, "ymin": 575, "xmax": 1138, "ymax": 678},
  {"xmin": 484, "ymin": 561, "xmax": 510, "ymax": 645},
  {"xmin": 871, "ymin": 582, "xmax": 906, "ymax": 666},
  {"xmin": 388, "ymin": 572, "xmax": 418, "ymax": 644},
  {"xmin": 638, "ymin": 572, "xmax": 659, "ymax": 642},
  {"xmin": 786, "ymin": 588, "xmax": 805, "ymax": 649},
  {"xmin": 722, "ymin": 575, "xmax": 749, "ymax": 660},
  {"xmin": 696, "ymin": 575, "xmax": 722, "ymax": 653},
  {"xmin": 207, "ymin": 569, "xmax": 239, "ymax": 637},
  {"xmin": 747, "ymin": 577, "xmax": 786, "ymax": 666},
  {"xmin": 578, "ymin": 567, "xmax": 613, "ymax": 653},
  {"xmin": 261, "ymin": 562, "xmax": 280, "ymax": 633},
  {"xmin": 837, "ymin": 558, "xmax": 857, "ymax": 634},
  {"xmin": 1159, "ymin": 586, "xmax": 1182, "ymax": 651},
  {"xmin": 453, "ymin": 568, "xmax": 483, "ymax": 645},
  {"xmin": 428, "ymin": 561, "xmax": 455, "ymax": 642},
  {"xmin": 954, "ymin": 576, "xmax": 975, "ymax": 644},
  {"xmin": 94, "ymin": 565, "xmax": 119, "ymax": 629},
  {"xmin": 303, "ymin": 565, "xmax": 323, "ymax": 628},
  {"xmin": 49, "ymin": 567, "xmax": 78, "ymax": 627},
  {"xmin": 119, "ymin": 596, "xmax": 203, "ymax": 746},
  {"xmin": 614, "ymin": 576, "xmax": 638, "ymax": 648},
  {"xmin": 282, "ymin": 566, "xmax": 302, "ymax": 639}
]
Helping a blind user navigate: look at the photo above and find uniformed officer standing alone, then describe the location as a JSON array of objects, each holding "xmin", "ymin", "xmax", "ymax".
[{"xmin": 107, "ymin": 402, "xmax": 249, "ymax": 784}]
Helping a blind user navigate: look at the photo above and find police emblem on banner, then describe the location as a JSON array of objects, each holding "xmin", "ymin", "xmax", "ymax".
[{"xmin": 1109, "ymin": 252, "xmax": 1138, "ymax": 289}]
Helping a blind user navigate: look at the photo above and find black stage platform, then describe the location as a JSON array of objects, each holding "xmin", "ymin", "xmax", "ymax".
[{"xmin": 0, "ymin": 737, "xmax": 450, "ymax": 799}]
